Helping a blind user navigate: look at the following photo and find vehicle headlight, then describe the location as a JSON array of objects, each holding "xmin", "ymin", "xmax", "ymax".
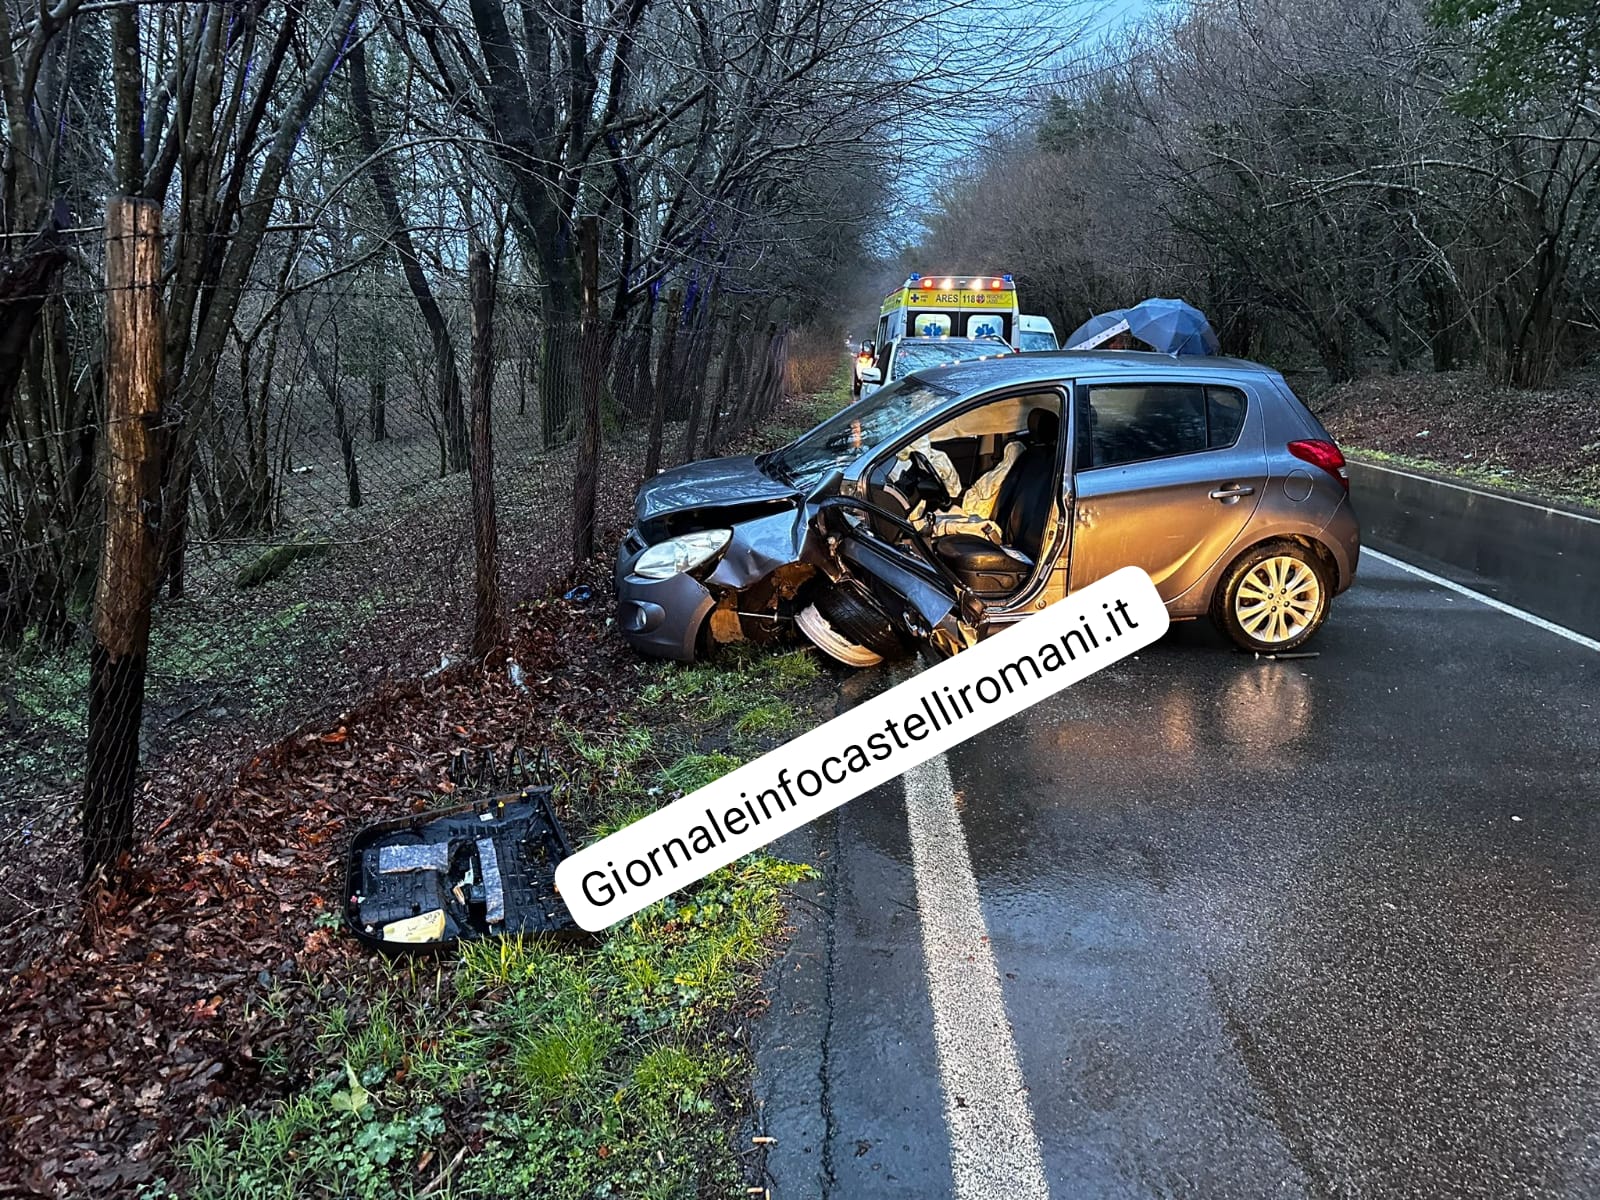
[{"xmin": 633, "ymin": 529, "xmax": 732, "ymax": 580}]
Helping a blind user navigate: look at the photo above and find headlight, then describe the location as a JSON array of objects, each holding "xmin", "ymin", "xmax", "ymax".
[{"xmin": 633, "ymin": 529, "xmax": 732, "ymax": 580}]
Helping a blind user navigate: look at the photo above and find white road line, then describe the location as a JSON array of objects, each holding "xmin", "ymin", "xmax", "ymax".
[
  {"xmin": 1364, "ymin": 547, "xmax": 1600, "ymax": 653},
  {"xmin": 904, "ymin": 751, "xmax": 1052, "ymax": 1198}
]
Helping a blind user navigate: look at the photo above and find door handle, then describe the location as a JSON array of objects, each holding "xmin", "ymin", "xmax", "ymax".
[{"xmin": 1209, "ymin": 484, "xmax": 1255, "ymax": 500}]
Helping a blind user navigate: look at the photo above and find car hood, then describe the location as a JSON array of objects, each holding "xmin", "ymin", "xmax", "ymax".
[{"xmin": 634, "ymin": 454, "xmax": 801, "ymax": 524}]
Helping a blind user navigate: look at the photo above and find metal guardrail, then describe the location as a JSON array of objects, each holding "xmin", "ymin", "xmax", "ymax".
[{"xmin": 1348, "ymin": 458, "xmax": 1600, "ymax": 641}]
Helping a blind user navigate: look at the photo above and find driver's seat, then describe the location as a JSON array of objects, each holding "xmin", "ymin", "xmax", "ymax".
[{"xmin": 934, "ymin": 407, "xmax": 1060, "ymax": 596}]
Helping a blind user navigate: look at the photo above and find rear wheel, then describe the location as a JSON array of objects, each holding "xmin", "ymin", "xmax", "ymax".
[
  {"xmin": 796, "ymin": 579, "xmax": 908, "ymax": 667},
  {"xmin": 1212, "ymin": 540, "xmax": 1330, "ymax": 652}
]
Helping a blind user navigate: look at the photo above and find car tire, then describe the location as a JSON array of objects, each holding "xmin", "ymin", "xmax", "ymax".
[
  {"xmin": 1212, "ymin": 539, "xmax": 1331, "ymax": 652},
  {"xmin": 796, "ymin": 580, "xmax": 908, "ymax": 667}
]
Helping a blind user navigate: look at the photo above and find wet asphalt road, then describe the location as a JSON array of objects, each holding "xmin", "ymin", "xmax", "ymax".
[{"xmin": 752, "ymin": 555, "xmax": 1600, "ymax": 1199}]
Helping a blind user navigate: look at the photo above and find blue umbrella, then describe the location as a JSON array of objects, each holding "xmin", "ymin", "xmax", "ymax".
[
  {"xmin": 1064, "ymin": 309, "xmax": 1130, "ymax": 350},
  {"xmin": 1124, "ymin": 298, "xmax": 1220, "ymax": 356}
]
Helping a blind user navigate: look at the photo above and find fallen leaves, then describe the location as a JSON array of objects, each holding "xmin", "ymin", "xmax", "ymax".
[{"xmin": 0, "ymin": 588, "xmax": 645, "ymax": 1198}]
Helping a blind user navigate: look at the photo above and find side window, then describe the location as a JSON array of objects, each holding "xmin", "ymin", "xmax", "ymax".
[
  {"xmin": 1077, "ymin": 382, "xmax": 1250, "ymax": 468},
  {"xmin": 1080, "ymin": 384, "xmax": 1206, "ymax": 468},
  {"xmin": 1206, "ymin": 386, "xmax": 1247, "ymax": 448}
]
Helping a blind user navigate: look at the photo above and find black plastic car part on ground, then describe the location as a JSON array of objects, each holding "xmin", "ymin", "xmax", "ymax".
[{"xmin": 343, "ymin": 786, "xmax": 583, "ymax": 951}]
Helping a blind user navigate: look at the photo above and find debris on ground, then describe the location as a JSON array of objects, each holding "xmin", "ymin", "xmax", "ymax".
[
  {"xmin": 344, "ymin": 786, "xmax": 580, "ymax": 949},
  {"xmin": 0, "ymin": 586, "xmax": 636, "ymax": 1196}
]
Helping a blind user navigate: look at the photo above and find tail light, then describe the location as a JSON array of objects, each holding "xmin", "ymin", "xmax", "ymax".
[{"xmin": 1288, "ymin": 439, "xmax": 1349, "ymax": 492}]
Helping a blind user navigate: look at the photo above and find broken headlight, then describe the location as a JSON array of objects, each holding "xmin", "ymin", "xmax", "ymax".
[{"xmin": 633, "ymin": 528, "xmax": 731, "ymax": 580}]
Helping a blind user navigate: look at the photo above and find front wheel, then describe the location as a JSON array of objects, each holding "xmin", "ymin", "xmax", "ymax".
[
  {"xmin": 795, "ymin": 579, "xmax": 909, "ymax": 668},
  {"xmin": 1212, "ymin": 541, "xmax": 1330, "ymax": 652}
]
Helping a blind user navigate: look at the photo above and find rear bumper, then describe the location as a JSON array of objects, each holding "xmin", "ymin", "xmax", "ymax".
[
  {"xmin": 1319, "ymin": 494, "xmax": 1361, "ymax": 593},
  {"xmin": 615, "ymin": 540, "xmax": 716, "ymax": 662}
]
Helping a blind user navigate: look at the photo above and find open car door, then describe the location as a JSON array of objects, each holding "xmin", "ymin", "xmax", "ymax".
[
  {"xmin": 798, "ymin": 386, "xmax": 1074, "ymax": 664},
  {"xmin": 805, "ymin": 496, "xmax": 986, "ymax": 660}
]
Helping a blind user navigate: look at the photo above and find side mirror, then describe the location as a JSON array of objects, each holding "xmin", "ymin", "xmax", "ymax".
[{"xmin": 858, "ymin": 366, "xmax": 881, "ymax": 383}]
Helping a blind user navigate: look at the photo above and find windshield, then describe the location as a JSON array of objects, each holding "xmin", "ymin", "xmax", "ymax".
[
  {"xmin": 891, "ymin": 341, "xmax": 1008, "ymax": 381},
  {"xmin": 767, "ymin": 381, "xmax": 954, "ymax": 482},
  {"xmin": 1019, "ymin": 331, "xmax": 1058, "ymax": 352}
]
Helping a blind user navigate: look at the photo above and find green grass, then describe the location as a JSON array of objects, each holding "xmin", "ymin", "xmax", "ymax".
[
  {"xmin": 760, "ymin": 365, "xmax": 854, "ymax": 446},
  {"xmin": 3, "ymin": 628, "xmax": 91, "ymax": 787},
  {"xmin": 165, "ymin": 855, "xmax": 813, "ymax": 1200},
  {"xmin": 658, "ymin": 751, "xmax": 741, "ymax": 795},
  {"xmin": 560, "ymin": 720, "xmax": 659, "ymax": 792},
  {"xmin": 162, "ymin": 634, "xmax": 826, "ymax": 1199},
  {"xmin": 639, "ymin": 645, "xmax": 824, "ymax": 748},
  {"xmin": 5, "ymin": 591, "xmax": 377, "ymax": 797},
  {"xmin": 1349, "ymin": 446, "xmax": 1600, "ymax": 511},
  {"xmin": 733, "ymin": 701, "xmax": 796, "ymax": 738}
]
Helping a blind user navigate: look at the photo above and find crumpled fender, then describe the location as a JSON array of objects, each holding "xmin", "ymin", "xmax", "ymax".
[{"xmin": 704, "ymin": 507, "xmax": 810, "ymax": 590}]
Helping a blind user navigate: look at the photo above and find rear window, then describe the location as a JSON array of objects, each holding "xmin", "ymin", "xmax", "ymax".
[
  {"xmin": 966, "ymin": 314, "xmax": 1005, "ymax": 340},
  {"xmin": 1078, "ymin": 382, "xmax": 1250, "ymax": 469},
  {"xmin": 891, "ymin": 341, "xmax": 1008, "ymax": 379},
  {"xmin": 912, "ymin": 312, "xmax": 952, "ymax": 337}
]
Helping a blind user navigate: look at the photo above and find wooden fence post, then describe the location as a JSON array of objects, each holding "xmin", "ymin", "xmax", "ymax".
[
  {"xmin": 82, "ymin": 197, "xmax": 165, "ymax": 886},
  {"xmin": 572, "ymin": 217, "xmax": 604, "ymax": 562},
  {"xmin": 469, "ymin": 248, "xmax": 504, "ymax": 657}
]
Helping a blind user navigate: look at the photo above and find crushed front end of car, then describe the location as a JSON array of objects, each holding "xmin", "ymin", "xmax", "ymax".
[{"xmin": 615, "ymin": 454, "xmax": 823, "ymax": 661}]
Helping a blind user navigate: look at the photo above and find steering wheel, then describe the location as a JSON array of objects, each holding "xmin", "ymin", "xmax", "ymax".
[{"xmin": 907, "ymin": 450, "xmax": 954, "ymax": 509}]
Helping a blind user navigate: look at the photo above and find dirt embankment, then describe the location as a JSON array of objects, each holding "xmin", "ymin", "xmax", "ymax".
[{"xmin": 1308, "ymin": 367, "xmax": 1600, "ymax": 510}]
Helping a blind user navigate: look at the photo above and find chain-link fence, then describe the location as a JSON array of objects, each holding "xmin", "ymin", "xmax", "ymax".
[{"xmin": 1, "ymin": 212, "xmax": 803, "ymax": 950}]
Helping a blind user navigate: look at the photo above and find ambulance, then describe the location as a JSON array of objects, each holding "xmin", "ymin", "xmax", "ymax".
[{"xmin": 875, "ymin": 273, "xmax": 1021, "ymax": 349}]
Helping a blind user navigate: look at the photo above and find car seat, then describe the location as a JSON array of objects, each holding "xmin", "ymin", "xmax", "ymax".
[{"xmin": 933, "ymin": 407, "xmax": 1060, "ymax": 596}]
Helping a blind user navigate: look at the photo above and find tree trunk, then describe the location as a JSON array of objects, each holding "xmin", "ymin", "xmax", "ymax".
[
  {"xmin": 82, "ymin": 198, "xmax": 165, "ymax": 887},
  {"xmin": 701, "ymin": 318, "xmax": 742, "ymax": 457},
  {"xmin": 293, "ymin": 304, "xmax": 362, "ymax": 508},
  {"xmin": 572, "ymin": 218, "xmax": 605, "ymax": 562},
  {"xmin": 348, "ymin": 40, "xmax": 469, "ymax": 471},
  {"xmin": 469, "ymin": 250, "xmax": 504, "ymax": 657},
  {"xmin": 645, "ymin": 289, "xmax": 682, "ymax": 477},
  {"xmin": 678, "ymin": 285, "xmax": 722, "ymax": 460},
  {"xmin": 0, "ymin": 222, "xmax": 69, "ymax": 438},
  {"xmin": 539, "ymin": 326, "xmax": 578, "ymax": 448},
  {"xmin": 369, "ymin": 372, "xmax": 387, "ymax": 441},
  {"xmin": 731, "ymin": 322, "xmax": 780, "ymax": 436}
]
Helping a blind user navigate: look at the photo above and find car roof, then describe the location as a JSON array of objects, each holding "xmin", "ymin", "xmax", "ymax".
[{"xmin": 907, "ymin": 349, "xmax": 1279, "ymax": 393}]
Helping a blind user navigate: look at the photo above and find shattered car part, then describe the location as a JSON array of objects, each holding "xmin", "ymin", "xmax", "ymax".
[
  {"xmin": 344, "ymin": 786, "xmax": 581, "ymax": 951},
  {"xmin": 377, "ymin": 842, "xmax": 452, "ymax": 875},
  {"xmin": 476, "ymin": 836, "xmax": 506, "ymax": 925}
]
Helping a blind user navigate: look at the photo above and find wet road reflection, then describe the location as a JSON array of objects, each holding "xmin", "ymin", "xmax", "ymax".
[
  {"xmin": 759, "ymin": 557, "xmax": 1600, "ymax": 1199},
  {"xmin": 946, "ymin": 564, "xmax": 1600, "ymax": 1198}
]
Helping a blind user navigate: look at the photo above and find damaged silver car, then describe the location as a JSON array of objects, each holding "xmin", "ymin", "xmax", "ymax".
[{"xmin": 615, "ymin": 351, "xmax": 1360, "ymax": 665}]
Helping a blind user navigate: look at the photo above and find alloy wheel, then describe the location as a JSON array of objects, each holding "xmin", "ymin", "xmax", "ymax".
[{"xmin": 1233, "ymin": 555, "xmax": 1322, "ymax": 645}]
